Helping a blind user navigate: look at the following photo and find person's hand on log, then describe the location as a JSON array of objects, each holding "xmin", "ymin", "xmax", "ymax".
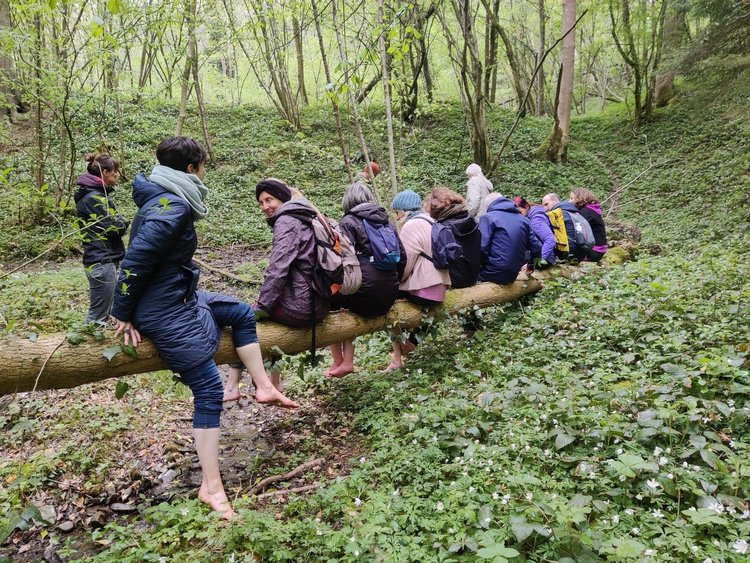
[{"xmin": 113, "ymin": 318, "xmax": 142, "ymax": 347}]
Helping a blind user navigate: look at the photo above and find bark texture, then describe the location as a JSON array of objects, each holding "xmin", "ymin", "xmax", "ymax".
[{"xmin": 0, "ymin": 270, "xmax": 578, "ymax": 396}]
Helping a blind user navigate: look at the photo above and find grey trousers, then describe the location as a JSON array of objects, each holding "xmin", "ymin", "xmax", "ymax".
[{"xmin": 85, "ymin": 262, "xmax": 118, "ymax": 324}]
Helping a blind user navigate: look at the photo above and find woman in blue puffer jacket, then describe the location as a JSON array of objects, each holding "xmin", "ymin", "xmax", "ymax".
[
  {"xmin": 479, "ymin": 197, "xmax": 541, "ymax": 284},
  {"xmin": 111, "ymin": 137, "xmax": 297, "ymax": 519}
]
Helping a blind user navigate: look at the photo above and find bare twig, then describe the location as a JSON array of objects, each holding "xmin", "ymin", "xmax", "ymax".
[
  {"xmin": 31, "ymin": 336, "xmax": 67, "ymax": 396},
  {"xmin": 251, "ymin": 457, "xmax": 325, "ymax": 495},
  {"xmin": 255, "ymin": 483, "xmax": 320, "ymax": 500},
  {"xmin": 192, "ymin": 257, "xmax": 261, "ymax": 285}
]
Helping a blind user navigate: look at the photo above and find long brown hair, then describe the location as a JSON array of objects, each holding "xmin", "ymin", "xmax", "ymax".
[
  {"xmin": 426, "ymin": 187, "xmax": 465, "ymax": 221},
  {"xmin": 570, "ymin": 187, "xmax": 600, "ymax": 206}
]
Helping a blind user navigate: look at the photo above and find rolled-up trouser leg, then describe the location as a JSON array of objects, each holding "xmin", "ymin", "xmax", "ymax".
[{"xmin": 179, "ymin": 357, "xmax": 224, "ymax": 429}]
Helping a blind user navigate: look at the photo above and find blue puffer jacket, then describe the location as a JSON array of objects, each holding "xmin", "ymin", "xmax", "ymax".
[
  {"xmin": 479, "ymin": 197, "xmax": 541, "ymax": 284},
  {"xmin": 111, "ymin": 173, "xmax": 235, "ymax": 373},
  {"xmin": 527, "ymin": 206, "xmax": 556, "ymax": 264},
  {"xmin": 550, "ymin": 200, "xmax": 583, "ymax": 260}
]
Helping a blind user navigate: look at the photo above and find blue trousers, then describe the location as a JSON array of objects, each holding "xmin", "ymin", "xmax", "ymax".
[{"xmin": 179, "ymin": 300, "xmax": 258, "ymax": 429}]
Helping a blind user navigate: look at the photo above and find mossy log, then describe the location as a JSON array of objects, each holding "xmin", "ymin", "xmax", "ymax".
[{"xmin": 0, "ymin": 266, "xmax": 580, "ymax": 395}]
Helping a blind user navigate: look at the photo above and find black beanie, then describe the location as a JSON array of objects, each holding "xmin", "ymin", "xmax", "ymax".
[{"xmin": 256, "ymin": 179, "xmax": 292, "ymax": 203}]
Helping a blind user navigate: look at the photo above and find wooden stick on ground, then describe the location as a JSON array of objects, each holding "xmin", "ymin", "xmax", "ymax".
[
  {"xmin": 251, "ymin": 457, "xmax": 325, "ymax": 495},
  {"xmin": 255, "ymin": 483, "xmax": 320, "ymax": 500}
]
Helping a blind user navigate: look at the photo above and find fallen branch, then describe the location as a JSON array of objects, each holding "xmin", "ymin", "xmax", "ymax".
[
  {"xmin": 251, "ymin": 457, "xmax": 325, "ymax": 495},
  {"xmin": 0, "ymin": 266, "xmax": 580, "ymax": 395},
  {"xmin": 192, "ymin": 257, "xmax": 261, "ymax": 284},
  {"xmin": 255, "ymin": 483, "xmax": 320, "ymax": 500}
]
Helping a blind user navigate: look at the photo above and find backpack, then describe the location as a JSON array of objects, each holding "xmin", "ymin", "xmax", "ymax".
[
  {"xmin": 546, "ymin": 207, "xmax": 569, "ymax": 255},
  {"xmin": 569, "ymin": 211, "xmax": 595, "ymax": 252},
  {"xmin": 414, "ymin": 215, "xmax": 464, "ymax": 270},
  {"xmin": 309, "ymin": 215, "xmax": 361, "ymax": 299},
  {"xmin": 362, "ymin": 219, "xmax": 401, "ymax": 271}
]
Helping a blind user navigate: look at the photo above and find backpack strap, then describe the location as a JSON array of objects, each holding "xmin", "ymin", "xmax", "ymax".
[{"xmin": 412, "ymin": 215, "xmax": 435, "ymax": 263}]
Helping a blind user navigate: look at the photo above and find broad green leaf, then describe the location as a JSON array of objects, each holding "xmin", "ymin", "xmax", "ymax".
[
  {"xmin": 102, "ymin": 345, "xmax": 121, "ymax": 362},
  {"xmin": 477, "ymin": 543, "xmax": 520, "ymax": 560},
  {"xmin": 510, "ymin": 515, "xmax": 535, "ymax": 542},
  {"xmin": 555, "ymin": 433, "xmax": 575, "ymax": 450},
  {"xmin": 115, "ymin": 381, "xmax": 130, "ymax": 400}
]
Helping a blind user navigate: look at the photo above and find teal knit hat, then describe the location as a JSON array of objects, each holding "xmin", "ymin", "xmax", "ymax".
[{"xmin": 392, "ymin": 189, "xmax": 421, "ymax": 211}]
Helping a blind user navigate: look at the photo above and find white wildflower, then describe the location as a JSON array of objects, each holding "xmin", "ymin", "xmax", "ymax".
[
  {"xmin": 631, "ymin": 527, "xmax": 640, "ymax": 535},
  {"xmin": 436, "ymin": 501, "xmax": 444, "ymax": 512},
  {"xmin": 624, "ymin": 508, "xmax": 635, "ymax": 516},
  {"xmin": 646, "ymin": 479, "xmax": 660, "ymax": 490},
  {"xmin": 653, "ymin": 446, "xmax": 663, "ymax": 456},
  {"xmin": 732, "ymin": 539, "xmax": 748, "ymax": 555},
  {"xmin": 354, "ymin": 498, "xmax": 362, "ymax": 507},
  {"xmin": 644, "ymin": 549, "xmax": 655, "ymax": 556},
  {"xmin": 525, "ymin": 492, "xmax": 533, "ymax": 502},
  {"xmin": 658, "ymin": 457, "xmax": 668, "ymax": 466},
  {"xmin": 611, "ymin": 514, "xmax": 620, "ymax": 524},
  {"xmin": 652, "ymin": 509, "xmax": 664, "ymax": 518},
  {"xmin": 359, "ymin": 457, "xmax": 367, "ymax": 464},
  {"xmin": 316, "ymin": 530, "xmax": 323, "ymax": 536},
  {"xmin": 616, "ymin": 448, "xmax": 624, "ymax": 455},
  {"xmin": 354, "ymin": 550, "xmax": 360, "ymax": 557},
  {"xmin": 492, "ymin": 492, "xmax": 499, "ymax": 500}
]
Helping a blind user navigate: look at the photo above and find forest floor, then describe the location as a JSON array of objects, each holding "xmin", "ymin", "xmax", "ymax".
[{"xmin": 1, "ymin": 252, "xmax": 370, "ymax": 562}]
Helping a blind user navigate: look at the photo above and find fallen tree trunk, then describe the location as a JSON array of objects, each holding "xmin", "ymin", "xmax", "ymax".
[{"xmin": 0, "ymin": 267, "xmax": 579, "ymax": 395}]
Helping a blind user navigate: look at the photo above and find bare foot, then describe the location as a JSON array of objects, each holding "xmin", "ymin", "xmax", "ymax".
[
  {"xmin": 223, "ymin": 389, "xmax": 241, "ymax": 402},
  {"xmin": 381, "ymin": 360, "xmax": 402, "ymax": 373},
  {"xmin": 255, "ymin": 386, "xmax": 300, "ymax": 409},
  {"xmin": 325, "ymin": 364, "xmax": 355, "ymax": 378},
  {"xmin": 198, "ymin": 483, "xmax": 236, "ymax": 520}
]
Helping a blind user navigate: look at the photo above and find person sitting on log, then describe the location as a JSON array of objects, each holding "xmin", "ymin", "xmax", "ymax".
[
  {"xmin": 385, "ymin": 189, "xmax": 450, "ymax": 372},
  {"xmin": 325, "ymin": 182, "xmax": 406, "ymax": 378},
  {"xmin": 111, "ymin": 137, "xmax": 298, "ymax": 520},
  {"xmin": 224, "ymin": 179, "xmax": 330, "ymax": 397},
  {"xmin": 514, "ymin": 196, "xmax": 556, "ymax": 268},
  {"xmin": 425, "ymin": 187, "xmax": 481, "ymax": 289},
  {"xmin": 479, "ymin": 195, "xmax": 541, "ymax": 285},
  {"xmin": 541, "ymin": 192, "xmax": 587, "ymax": 262},
  {"xmin": 570, "ymin": 187, "xmax": 608, "ymax": 262},
  {"xmin": 74, "ymin": 153, "xmax": 129, "ymax": 326}
]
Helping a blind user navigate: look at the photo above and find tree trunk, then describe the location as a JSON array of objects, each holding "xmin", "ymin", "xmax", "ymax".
[
  {"xmin": 0, "ymin": 0, "xmax": 19, "ymax": 121},
  {"xmin": 536, "ymin": 0, "xmax": 546, "ymax": 116},
  {"xmin": 292, "ymin": 16, "xmax": 309, "ymax": 106},
  {"xmin": 378, "ymin": 0, "xmax": 398, "ymax": 201},
  {"xmin": 556, "ymin": 0, "xmax": 575, "ymax": 160},
  {"xmin": 332, "ymin": 0, "xmax": 380, "ymax": 202},
  {"xmin": 175, "ymin": 0, "xmax": 196, "ymax": 137},
  {"xmin": 0, "ymin": 273, "xmax": 583, "ymax": 396},
  {"xmin": 311, "ymin": 0, "xmax": 352, "ymax": 182},
  {"xmin": 191, "ymin": 50, "xmax": 214, "ymax": 161}
]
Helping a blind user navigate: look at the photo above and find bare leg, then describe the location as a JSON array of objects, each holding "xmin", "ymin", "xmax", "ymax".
[
  {"xmin": 383, "ymin": 341, "xmax": 403, "ymax": 372},
  {"xmin": 325, "ymin": 343, "xmax": 344, "ymax": 376},
  {"xmin": 195, "ymin": 428, "xmax": 235, "ymax": 520},
  {"xmin": 326, "ymin": 340, "xmax": 355, "ymax": 377},
  {"xmin": 235, "ymin": 342, "xmax": 299, "ymax": 408},
  {"xmin": 223, "ymin": 366, "xmax": 243, "ymax": 402}
]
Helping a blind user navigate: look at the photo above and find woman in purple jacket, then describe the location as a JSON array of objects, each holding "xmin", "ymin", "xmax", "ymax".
[
  {"xmin": 570, "ymin": 187, "xmax": 608, "ymax": 262},
  {"xmin": 514, "ymin": 197, "xmax": 555, "ymax": 267}
]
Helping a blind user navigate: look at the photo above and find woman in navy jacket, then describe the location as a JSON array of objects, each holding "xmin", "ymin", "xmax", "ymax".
[
  {"xmin": 112, "ymin": 137, "xmax": 297, "ymax": 519},
  {"xmin": 479, "ymin": 197, "xmax": 541, "ymax": 284}
]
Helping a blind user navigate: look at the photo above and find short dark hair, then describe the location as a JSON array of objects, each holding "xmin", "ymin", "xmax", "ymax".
[{"xmin": 155, "ymin": 136, "xmax": 207, "ymax": 172}]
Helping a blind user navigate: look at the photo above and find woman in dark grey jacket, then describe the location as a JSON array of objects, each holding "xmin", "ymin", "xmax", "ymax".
[{"xmin": 326, "ymin": 182, "xmax": 405, "ymax": 377}]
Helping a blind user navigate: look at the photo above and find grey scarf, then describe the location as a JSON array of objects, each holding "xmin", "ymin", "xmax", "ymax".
[{"xmin": 149, "ymin": 164, "xmax": 209, "ymax": 220}]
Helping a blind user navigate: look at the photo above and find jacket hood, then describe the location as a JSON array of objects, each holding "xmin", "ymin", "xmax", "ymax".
[
  {"xmin": 442, "ymin": 212, "xmax": 478, "ymax": 236},
  {"xmin": 267, "ymin": 197, "xmax": 317, "ymax": 227},
  {"xmin": 132, "ymin": 172, "xmax": 170, "ymax": 208},
  {"xmin": 349, "ymin": 202, "xmax": 389, "ymax": 223},
  {"xmin": 527, "ymin": 206, "xmax": 547, "ymax": 219},
  {"xmin": 487, "ymin": 197, "xmax": 520, "ymax": 215},
  {"xmin": 585, "ymin": 203, "xmax": 602, "ymax": 215},
  {"xmin": 74, "ymin": 173, "xmax": 107, "ymax": 203},
  {"xmin": 553, "ymin": 200, "xmax": 578, "ymax": 213}
]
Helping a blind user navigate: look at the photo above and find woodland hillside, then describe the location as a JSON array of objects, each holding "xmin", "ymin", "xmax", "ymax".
[{"xmin": 1, "ymin": 0, "xmax": 749, "ymax": 561}]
